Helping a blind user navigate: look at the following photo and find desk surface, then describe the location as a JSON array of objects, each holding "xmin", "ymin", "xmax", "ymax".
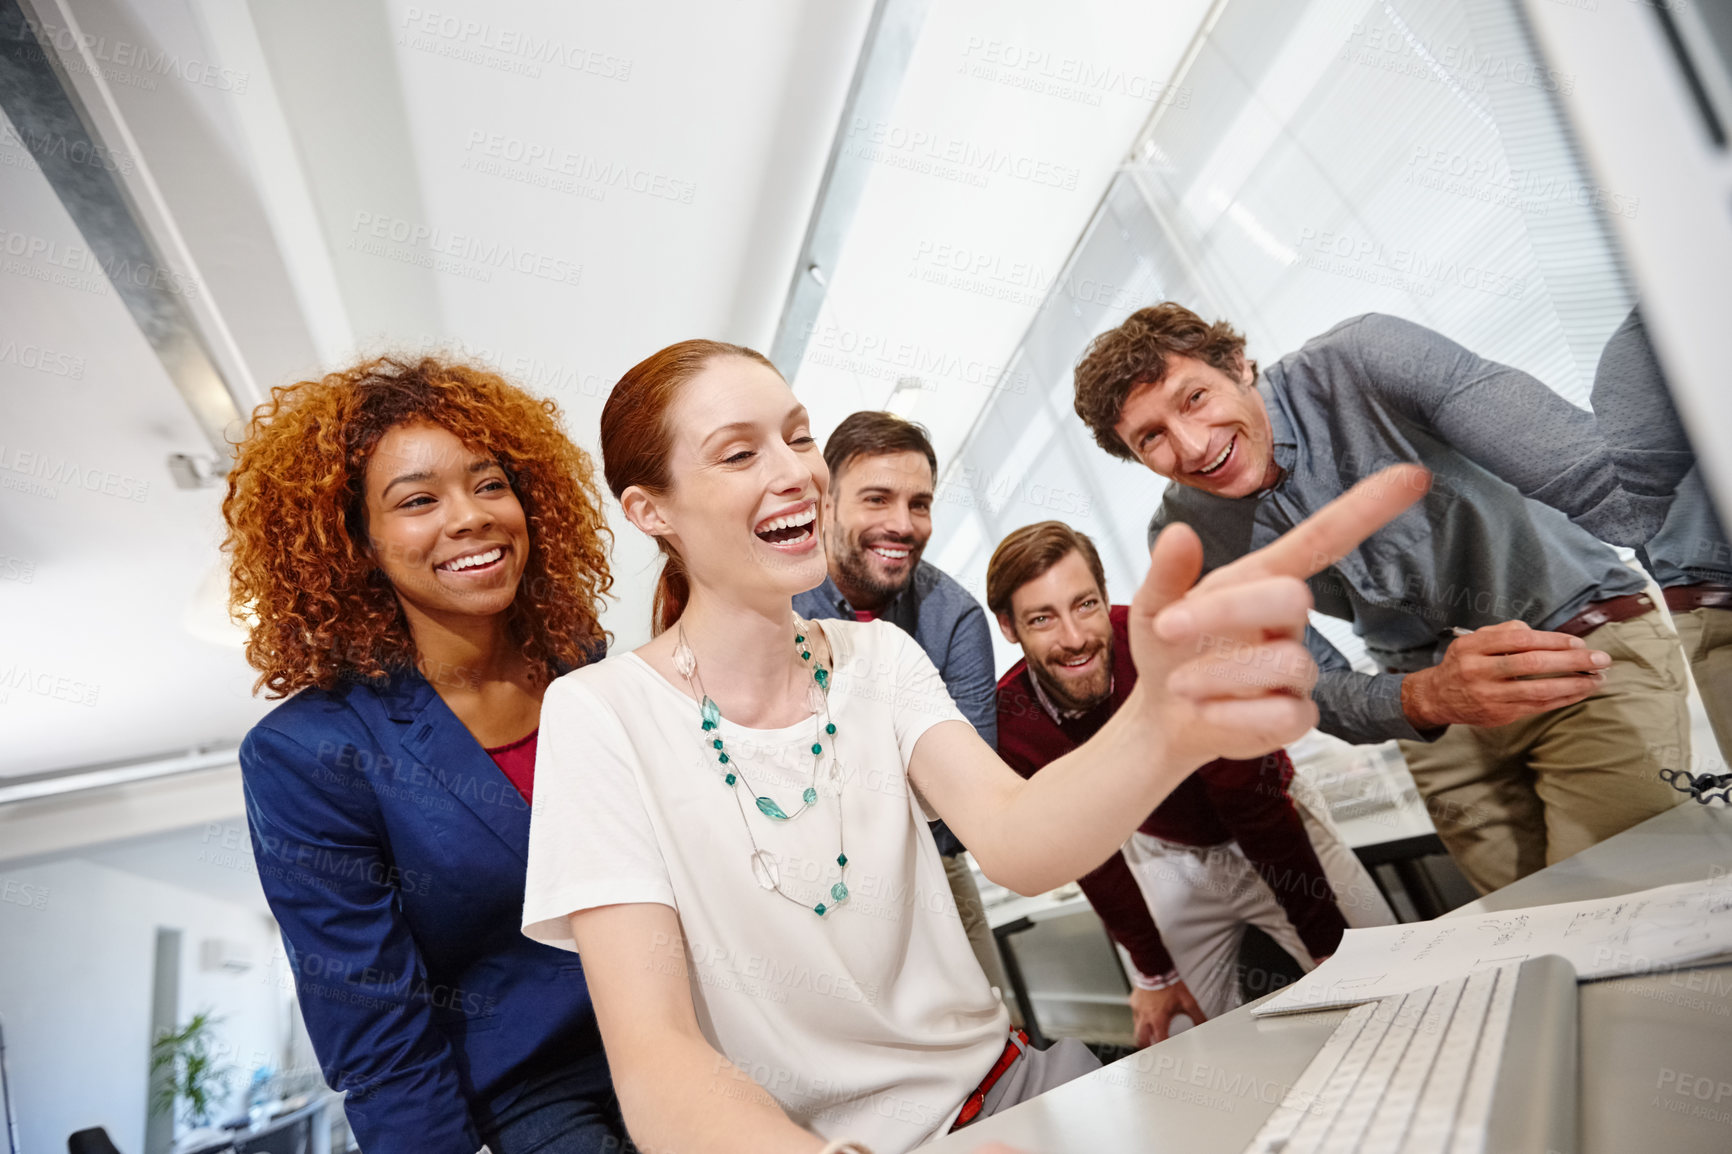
[
  {"xmin": 925, "ymin": 803, "xmax": 1732, "ymax": 1153},
  {"xmin": 1331, "ymin": 790, "xmax": 1436, "ymax": 848},
  {"xmin": 175, "ymin": 1096, "xmax": 332, "ymax": 1154},
  {"xmin": 983, "ymin": 885, "xmax": 1092, "ymax": 930}
]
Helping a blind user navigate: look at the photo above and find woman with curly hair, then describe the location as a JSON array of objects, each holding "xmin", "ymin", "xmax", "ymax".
[{"xmin": 225, "ymin": 357, "xmax": 622, "ymax": 1154}]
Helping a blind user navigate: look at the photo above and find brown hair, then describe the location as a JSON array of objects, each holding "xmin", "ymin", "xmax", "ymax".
[
  {"xmin": 986, "ymin": 521, "xmax": 1109, "ymax": 627},
  {"xmin": 822, "ymin": 411, "xmax": 937, "ymax": 487},
  {"xmin": 1072, "ymin": 302, "xmax": 1256, "ymax": 461},
  {"xmin": 223, "ymin": 356, "xmax": 612, "ymax": 698},
  {"xmin": 599, "ymin": 338, "xmax": 780, "ymax": 634}
]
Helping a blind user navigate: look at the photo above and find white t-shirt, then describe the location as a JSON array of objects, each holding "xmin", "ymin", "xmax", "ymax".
[{"xmin": 522, "ymin": 618, "xmax": 1010, "ymax": 1152}]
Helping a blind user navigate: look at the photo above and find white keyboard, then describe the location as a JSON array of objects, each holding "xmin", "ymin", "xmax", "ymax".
[{"xmin": 1242, "ymin": 956, "xmax": 1577, "ymax": 1154}]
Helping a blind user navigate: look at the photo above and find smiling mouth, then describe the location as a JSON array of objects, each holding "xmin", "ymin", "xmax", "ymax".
[
  {"xmin": 1052, "ymin": 651, "xmax": 1098, "ymax": 673},
  {"xmin": 868, "ymin": 542, "xmax": 912, "ymax": 565},
  {"xmin": 755, "ymin": 506, "xmax": 816, "ymax": 546},
  {"xmin": 1196, "ymin": 435, "xmax": 1235, "ymax": 478},
  {"xmin": 437, "ymin": 546, "xmax": 505, "ymax": 573}
]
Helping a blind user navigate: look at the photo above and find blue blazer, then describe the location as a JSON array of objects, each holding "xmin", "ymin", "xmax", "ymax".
[{"xmin": 240, "ymin": 668, "xmax": 609, "ymax": 1154}]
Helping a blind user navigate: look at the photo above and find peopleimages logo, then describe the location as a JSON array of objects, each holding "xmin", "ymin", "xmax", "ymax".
[
  {"xmin": 908, "ymin": 238, "xmax": 1144, "ymax": 311},
  {"xmin": 421, "ymin": 335, "xmax": 614, "ymax": 400},
  {"xmin": 23, "ymin": 16, "xmax": 249, "ymax": 92},
  {"xmin": 398, "ymin": 8, "xmax": 632, "ymax": 81},
  {"xmin": 347, "ymin": 212, "xmax": 582, "ymax": 288},
  {"xmin": 1343, "ymin": 22, "xmax": 1575, "ymax": 96},
  {"xmin": 958, "ymin": 36, "xmax": 1192, "ymax": 108},
  {"xmin": 0, "ymin": 879, "xmax": 50, "ymax": 910},
  {"xmin": 801, "ymin": 321, "xmax": 1029, "ymax": 395},
  {"xmin": 0, "ymin": 664, "xmax": 101, "ymax": 707},
  {"xmin": 0, "ymin": 336, "xmax": 85, "ymax": 379},
  {"xmin": 0, "ymin": 122, "xmax": 134, "ymax": 175},
  {"xmin": 1293, "ymin": 228, "xmax": 1526, "ymax": 300},
  {"xmin": 845, "ymin": 118, "xmax": 1080, "ymax": 190},
  {"xmin": 0, "ymin": 226, "xmax": 199, "ymax": 299},
  {"xmin": 1402, "ymin": 145, "xmax": 1640, "ymax": 220},
  {"xmin": 0, "ymin": 442, "xmax": 149, "ymax": 502},
  {"xmin": 461, "ymin": 131, "xmax": 696, "ymax": 204}
]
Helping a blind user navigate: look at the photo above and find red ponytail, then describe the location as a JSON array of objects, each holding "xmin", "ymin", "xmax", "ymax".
[{"xmin": 650, "ymin": 547, "xmax": 689, "ymax": 637}]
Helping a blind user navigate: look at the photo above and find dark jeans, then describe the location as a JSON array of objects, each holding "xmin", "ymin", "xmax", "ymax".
[{"xmin": 477, "ymin": 1061, "xmax": 631, "ymax": 1154}]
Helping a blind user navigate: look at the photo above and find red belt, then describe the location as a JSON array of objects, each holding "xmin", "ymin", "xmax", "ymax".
[
  {"xmin": 1554, "ymin": 592, "xmax": 1656, "ymax": 638},
  {"xmin": 1664, "ymin": 583, "xmax": 1732, "ymax": 613},
  {"xmin": 950, "ymin": 1028, "xmax": 1030, "ymax": 1132}
]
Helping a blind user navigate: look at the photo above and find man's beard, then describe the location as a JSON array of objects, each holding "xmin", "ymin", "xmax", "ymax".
[
  {"xmin": 828, "ymin": 525, "xmax": 922, "ymax": 607},
  {"xmin": 1031, "ymin": 640, "xmax": 1113, "ymax": 713}
]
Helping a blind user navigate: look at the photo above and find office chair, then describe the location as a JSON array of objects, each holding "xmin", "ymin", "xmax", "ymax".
[{"xmin": 66, "ymin": 1129, "xmax": 123, "ymax": 1154}]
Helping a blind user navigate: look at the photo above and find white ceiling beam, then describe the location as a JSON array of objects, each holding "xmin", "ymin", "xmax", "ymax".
[
  {"xmin": 1, "ymin": 0, "xmax": 262, "ymax": 452},
  {"xmin": 768, "ymin": 0, "xmax": 932, "ymax": 376},
  {"xmin": 182, "ymin": 0, "xmax": 354, "ymax": 367}
]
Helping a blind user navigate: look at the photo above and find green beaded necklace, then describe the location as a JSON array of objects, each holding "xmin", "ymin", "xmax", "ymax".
[{"xmin": 673, "ymin": 615, "xmax": 850, "ymax": 917}]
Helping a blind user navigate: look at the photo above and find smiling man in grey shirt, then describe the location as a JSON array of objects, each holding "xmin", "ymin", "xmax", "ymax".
[{"xmin": 1071, "ymin": 303, "xmax": 1687, "ymax": 893}]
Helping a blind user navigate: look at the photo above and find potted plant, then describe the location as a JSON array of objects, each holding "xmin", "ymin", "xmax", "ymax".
[{"xmin": 149, "ymin": 1010, "xmax": 234, "ymax": 1128}]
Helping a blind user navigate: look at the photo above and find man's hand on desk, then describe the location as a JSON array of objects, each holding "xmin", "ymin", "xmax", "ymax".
[
  {"xmin": 1129, "ymin": 981, "xmax": 1208, "ymax": 1047},
  {"xmin": 1400, "ymin": 620, "xmax": 1610, "ymax": 731}
]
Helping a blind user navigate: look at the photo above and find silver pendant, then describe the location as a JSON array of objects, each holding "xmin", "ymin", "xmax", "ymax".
[{"xmin": 750, "ymin": 850, "xmax": 780, "ymax": 891}]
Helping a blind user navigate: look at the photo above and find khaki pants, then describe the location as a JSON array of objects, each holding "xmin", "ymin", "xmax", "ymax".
[
  {"xmin": 1397, "ymin": 611, "xmax": 1690, "ymax": 895},
  {"xmin": 1672, "ymin": 606, "xmax": 1732, "ymax": 773},
  {"xmin": 1119, "ymin": 773, "xmax": 1395, "ymax": 1019},
  {"xmin": 943, "ymin": 852, "xmax": 1023, "ymax": 1028}
]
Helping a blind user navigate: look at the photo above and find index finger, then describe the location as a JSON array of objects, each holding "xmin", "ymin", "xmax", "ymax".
[
  {"xmin": 1198, "ymin": 465, "xmax": 1430, "ymax": 589},
  {"xmin": 1462, "ymin": 624, "xmax": 1589, "ymax": 653}
]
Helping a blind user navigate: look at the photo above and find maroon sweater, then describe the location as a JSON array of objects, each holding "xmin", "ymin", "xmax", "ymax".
[{"xmin": 995, "ymin": 605, "xmax": 1349, "ymax": 978}]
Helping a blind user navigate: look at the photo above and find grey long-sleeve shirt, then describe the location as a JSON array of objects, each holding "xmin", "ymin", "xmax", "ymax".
[
  {"xmin": 1588, "ymin": 308, "xmax": 1731, "ymax": 588},
  {"xmin": 1645, "ymin": 469, "xmax": 1732, "ymax": 587},
  {"xmin": 1148, "ymin": 313, "xmax": 1647, "ymax": 746}
]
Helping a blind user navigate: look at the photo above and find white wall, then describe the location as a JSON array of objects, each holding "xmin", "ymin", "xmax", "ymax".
[{"xmin": 0, "ymin": 854, "xmax": 293, "ymax": 1153}]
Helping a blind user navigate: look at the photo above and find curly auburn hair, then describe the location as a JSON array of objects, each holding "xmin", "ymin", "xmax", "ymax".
[
  {"xmin": 1072, "ymin": 302, "xmax": 1256, "ymax": 461},
  {"xmin": 223, "ymin": 356, "xmax": 612, "ymax": 698}
]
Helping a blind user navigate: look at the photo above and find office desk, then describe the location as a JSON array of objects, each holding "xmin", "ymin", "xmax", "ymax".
[
  {"xmin": 1334, "ymin": 791, "xmax": 1461, "ymax": 921},
  {"xmin": 177, "ymin": 1097, "xmax": 332, "ymax": 1154},
  {"xmin": 926, "ymin": 804, "xmax": 1732, "ymax": 1153}
]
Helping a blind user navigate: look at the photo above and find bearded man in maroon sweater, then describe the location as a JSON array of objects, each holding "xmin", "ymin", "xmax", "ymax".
[{"xmin": 989, "ymin": 521, "xmax": 1395, "ymax": 1045}]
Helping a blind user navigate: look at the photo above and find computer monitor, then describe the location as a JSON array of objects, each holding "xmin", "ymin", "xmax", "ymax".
[{"xmin": 1524, "ymin": 0, "xmax": 1732, "ymax": 520}]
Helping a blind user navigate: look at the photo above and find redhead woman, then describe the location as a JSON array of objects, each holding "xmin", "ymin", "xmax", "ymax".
[
  {"xmin": 520, "ymin": 340, "xmax": 1422, "ymax": 1154},
  {"xmin": 224, "ymin": 358, "xmax": 623, "ymax": 1153}
]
